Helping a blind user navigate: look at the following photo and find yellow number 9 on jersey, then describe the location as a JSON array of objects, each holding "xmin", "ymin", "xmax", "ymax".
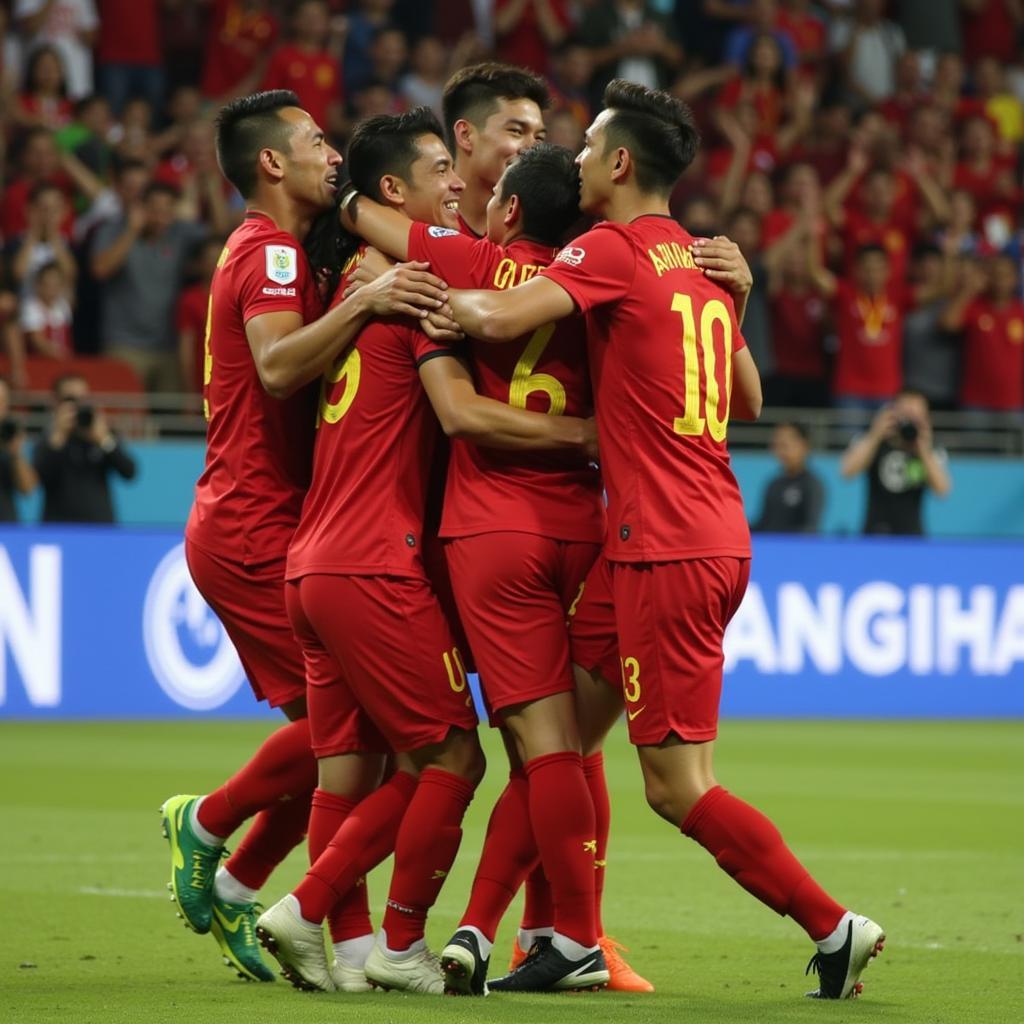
[{"xmin": 318, "ymin": 348, "xmax": 361, "ymax": 426}]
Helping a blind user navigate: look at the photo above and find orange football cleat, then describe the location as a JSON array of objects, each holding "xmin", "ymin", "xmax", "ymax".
[
  {"xmin": 508, "ymin": 936, "xmax": 529, "ymax": 972},
  {"xmin": 600, "ymin": 936, "xmax": 654, "ymax": 993}
]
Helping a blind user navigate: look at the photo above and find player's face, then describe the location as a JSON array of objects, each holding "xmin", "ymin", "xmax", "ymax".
[
  {"xmin": 470, "ymin": 98, "xmax": 546, "ymax": 189},
  {"xmin": 856, "ymin": 252, "xmax": 890, "ymax": 293},
  {"xmin": 279, "ymin": 107, "xmax": 342, "ymax": 211},
  {"xmin": 576, "ymin": 109, "xmax": 615, "ymax": 216},
  {"xmin": 403, "ymin": 133, "xmax": 465, "ymax": 229},
  {"xmin": 484, "ymin": 169, "xmax": 514, "ymax": 244},
  {"xmin": 771, "ymin": 426, "xmax": 807, "ymax": 474}
]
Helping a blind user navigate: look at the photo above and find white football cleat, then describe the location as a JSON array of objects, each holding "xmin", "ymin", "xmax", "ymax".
[
  {"xmin": 255, "ymin": 897, "xmax": 335, "ymax": 992},
  {"xmin": 364, "ymin": 938, "xmax": 444, "ymax": 994},
  {"xmin": 330, "ymin": 956, "xmax": 374, "ymax": 993}
]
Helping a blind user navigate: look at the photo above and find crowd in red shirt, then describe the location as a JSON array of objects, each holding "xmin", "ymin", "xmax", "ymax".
[{"xmin": 0, "ymin": 0, "xmax": 1022, "ymax": 414}]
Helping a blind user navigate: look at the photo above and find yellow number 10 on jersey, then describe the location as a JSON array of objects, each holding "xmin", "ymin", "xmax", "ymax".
[{"xmin": 671, "ymin": 293, "xmax": 733, "ymax": 443}]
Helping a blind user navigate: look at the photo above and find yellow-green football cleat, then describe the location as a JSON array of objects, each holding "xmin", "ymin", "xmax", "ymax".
[
  {"xmin": 210, "ymin": 895, "xmax": 276, "ymax": 982},
  {"xmin": 160, "ymin": 794, "xmax": 223, "ymax": 934}
]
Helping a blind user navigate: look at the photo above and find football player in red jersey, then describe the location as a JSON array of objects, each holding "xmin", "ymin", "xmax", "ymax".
[
  {"xmin": 442, "ymin": 62, "xmax": 550, "ymax": 239},
  {"xmin": 444, "ymin": 80, "xmax": 886, "ymax": 1000},
  {"xmin": 438, "ymin": 62, "xmax": 652, "ymax": 993},
  {"xmin": 339, "ymin": 143, "xmax": 617, "ymax": 995},
  {"xmin": 161, "ymin": 90, "xmax": 451, "ymax": 985},
  {"xmin": 253, "ymin": 108, "xmax": 598, "ymax": 996}
]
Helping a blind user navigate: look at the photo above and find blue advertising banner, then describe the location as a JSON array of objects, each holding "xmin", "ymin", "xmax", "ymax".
[{"xmin": 0, "ymin": 528, "xmax": 1022, "ymax": 719}]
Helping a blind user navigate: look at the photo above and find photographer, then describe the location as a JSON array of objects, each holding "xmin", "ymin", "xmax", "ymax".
[
  {"xmin": 0, "ymin": 376, "xmax": 39, "ymax": 521},
  {"xmin": 33, "ymin": 374, "xmax": 136, "ymax": 523},
  {"xmin": 840, "ymin": 389, "xmax": 952, "ymax": 536}
]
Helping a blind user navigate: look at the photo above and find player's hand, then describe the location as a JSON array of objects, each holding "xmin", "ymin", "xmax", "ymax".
[
  {"xmin": 361, "ymin": 261, "xmax": 449, "ymax": 319},
  {"xmin": 50, "ymin": 400, "xmax": 76, "ymax": 447},
  {"xmin": 691, "ymin": 235, "xmax": 753, "ymax": 297},
  {"xmin": 342, "ymin": 246, "xmax": 393, "ymax": 295},
  {"xmin": 869, "ymin": 404, "xmax": 898, "ymax": 440},
  {"xmin": 915, "ymin": 415, "xmax": 934, "ymax": 453},
  {"xmin": 90, "ymin": 411, "xmax": 114, "ymax": 448},
  {"xmin": 422, "ymin": 305, "xmax": 464, "ymax": 342},
  {"xmin": 126, "ymin": 203, "xmax": 147, "ymax": 234},
  {"xmin": 582, "ymin": 417, "xmax": 600, "ymax": 462}
]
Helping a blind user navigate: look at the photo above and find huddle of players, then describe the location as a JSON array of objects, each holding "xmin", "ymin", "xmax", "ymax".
[{"xmin": 161, "ymin": 62, "xmax": 885, "ymax": 1001}]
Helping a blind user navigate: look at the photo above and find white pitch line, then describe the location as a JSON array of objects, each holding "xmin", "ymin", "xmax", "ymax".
[{"xmin": 78, "ymin": 886, "xmax": 166, "ymax": 900}]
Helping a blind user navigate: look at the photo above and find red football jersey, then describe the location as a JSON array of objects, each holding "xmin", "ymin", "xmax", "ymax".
[
  {"xmin": 286, "ymin": 251, "xmax": 457, "ymax": 581},
  {"xmin": 842, "ymin": 210, "xmax": 912, "ymax": 284},
  {"xmin": 202, "ymin": 0, "xmax": 279, "ymax": 99},
  {"xmin": 770, "ymin": 287, "xmax": 828, "ymax": 378},
  {"xmin": 176, "ymin": 282, "xmax": 209, "ymax": 393},
  {"xmin": 832, "ymin": 281, "xmax": 907, "ymax": 399},
  {"xmin": 406, "ymin": 221, "xmax": 604, "ymax": 542},
  {"xmin": 541, "ymin": 216, "xmax": 750, "ymax": 563},
  {"xmin": 262, "ymin": 45, "xmax": 340, "ymax": 131},
  {"xmin": 186, "ymin": 212, "xmax": 321, "ymax": 566},
  {"xmin": 960, "ymin": 299, "xmax": 1024, "ymax": 410}
]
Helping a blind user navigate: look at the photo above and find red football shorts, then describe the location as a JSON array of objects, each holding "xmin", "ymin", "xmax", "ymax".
[
  {"xmin": 445, "ymin": 534, "xmax": 601, "ymax": 718},
  {"xmin": 568, "ymin": 553, "xmax": 620, "ymax": 685},
  {"xmin": 611, "ymin": 557, "xmax": 750, "ymax": 745},
  {"xmin": 285, "ymin": 573, "xmax": 478, "ymax": 756},
  {"xmin": 423, "ymin": 530, "xmax": 474, "ymax": 673},
  {"xmin": 185, "ymin": 539, "xmax": 306, "ymax": 709},
  {"xmin": 285, "ymin": 581, "xmax": 388, "ymax": 758}
]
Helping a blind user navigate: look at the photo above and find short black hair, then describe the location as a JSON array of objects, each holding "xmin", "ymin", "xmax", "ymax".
[
  {"xmin": 498, "ymin": 143, "xmax": 580, "ymax": 247},
  {"xmin": 215, "ymin": 90, "xmax": 301, "ymax": 198},
  {"xmin": 144, "ymin": 181, "xmax": 180, "ymax": 202},
  {"xmin": 856, "ymin": 243, "xmax": 889, "ymax": 261},
  {"xmin": 29, "ymin": 180, "xmax": 63, "ymax": 203},
  {"xmin": 347, "ymin": 106, "xmax": 446, "ymax": 202},
  {"xmin": 114, "ymin": 157, "xmax": 149, "ymax": 180},
  {"xmin": 776, "ymin": 421, "xmax": 811, "ymax": 443},
  {"xmin": 52, "ymin": 373, "xmax": 86, "ymax": 398},
  {"xmin": 442, "ymin": 62, "xmax": 549, "ymax": 151},
  {"xmin": 601, "ymin": 79, "xmax": 700, "ymax": 195}
]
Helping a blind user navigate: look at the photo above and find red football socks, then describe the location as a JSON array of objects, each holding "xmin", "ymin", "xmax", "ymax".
[
  {"xmin": 583, "ymin": 752, "xmax": 610, "ymax": 936},
  {"xmin": 681, "ymin": 786, "xmax": 845, "ymax": 941},
  {"xmin": 304, "ymin": 788, "xmax": 371, "ymax": 943},
  {"xmin": 525, "ymin": 751, "xmax": 598, "ymax": 948},
  {"xmin": 197, "ymin": 718, "xmax": 317, "ymax": 838},
  {"xmin": 460, "ymin": 771, "xmax": 537, "ymax": 942},
  {"xmin": 224, "ymin": 790, "xmax": 313, "ymax": 890},
  {"xmin": 382, "ymin": 768, "xmax": 476, "ymax": 951},
  {"xmin": 520, "ymin": 863, "xmax": 553, "ymax": 930},
  {"xmin": 295, "ymin": 773, "xmax": 418, "ymax": 934}
]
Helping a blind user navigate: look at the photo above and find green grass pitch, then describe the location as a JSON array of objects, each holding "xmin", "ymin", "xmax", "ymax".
[{"xmin": 2, "ymin": 720, "xmax": 1021, "ymax": 1024}]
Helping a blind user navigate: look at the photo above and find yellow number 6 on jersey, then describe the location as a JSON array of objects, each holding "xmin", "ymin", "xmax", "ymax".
[{"xmin": 509, "ymin": 323, "xmax": 566, "ymax": 415}]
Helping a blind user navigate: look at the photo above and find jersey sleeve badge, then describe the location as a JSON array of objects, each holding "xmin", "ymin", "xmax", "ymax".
[
  {"xmin": 266, "ymin": 244, "xmax": 298, "ymax": 284},
  {"xmin": 428, "ymin": 226, "xmax": 460, "ymax": 238},
  {"xmin": 554, "ymin": 245, "xmax": 586, "ymax": 267}
]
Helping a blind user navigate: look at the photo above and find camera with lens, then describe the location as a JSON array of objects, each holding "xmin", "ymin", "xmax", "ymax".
[
  {"xmin": 0, "ymin": 415, "xmax": 21, "ymax": 444},
  {"xmin": 75, "ymin": 403, "xmax": 95, "ymax": 431},
  {"xmin": 897, "ymin": 419, "xmax": 919, "ymax": 443}
]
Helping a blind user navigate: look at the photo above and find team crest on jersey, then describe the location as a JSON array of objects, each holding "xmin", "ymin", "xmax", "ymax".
[
  {"xmin": 265, "ymin": 245, "xmax": 297, "ymax": 284},
  {"xmin": 428, "ymin": 225, "xmax": 459, "ymax": 238},
  {"xmin": 555, "ymin": 246, "xmax": 585, "ymax": 267}
]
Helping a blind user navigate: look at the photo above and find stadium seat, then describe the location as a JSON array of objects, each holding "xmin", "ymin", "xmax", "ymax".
[{"xmin": 0, "ymin": 355, "xmax": 145, "ymax": 395}]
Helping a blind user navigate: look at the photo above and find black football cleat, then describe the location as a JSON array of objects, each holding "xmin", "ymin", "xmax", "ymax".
[
  {"xmin": 805, "ymin": 915, "xmax": 886, "ymax": 999},
  {"xmin": 441, "ymin": 928, "xmax": 490, "ymax": 996},
  {"xmin": 488, "ymin": 940, "xmax": 609, "ymax": 993}
]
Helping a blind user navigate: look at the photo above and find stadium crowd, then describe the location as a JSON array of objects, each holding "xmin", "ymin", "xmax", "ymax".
[{"xmin": 1, "ymin": 0, "xmax": 1023, "ymax": 414}]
